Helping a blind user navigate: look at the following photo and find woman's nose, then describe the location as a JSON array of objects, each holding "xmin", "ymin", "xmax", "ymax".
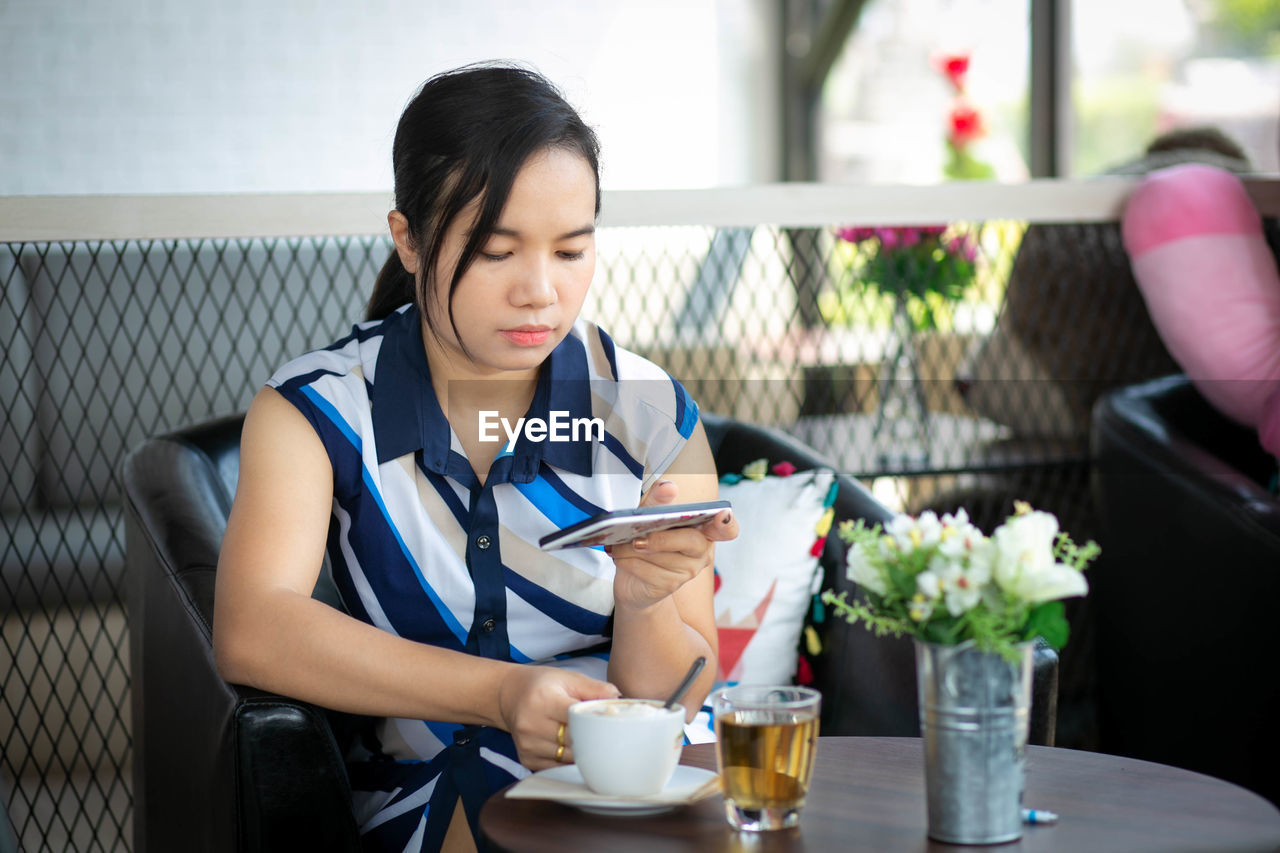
[{"xmin": 511, "ymin": 257, "xmax": 556, "ymax": 308}]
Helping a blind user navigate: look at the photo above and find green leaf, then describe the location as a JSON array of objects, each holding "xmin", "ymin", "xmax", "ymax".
[
  {"xmin": 883, "ymin": 562, "xmax": 916, "ymax": 600},
  {"xmin": 1023, "ymin": 601, "xmax": 1069, "ymax": 650},
  {"xmin": 922, "ymin": 615, "xmax": 961, "ymax": 644}
]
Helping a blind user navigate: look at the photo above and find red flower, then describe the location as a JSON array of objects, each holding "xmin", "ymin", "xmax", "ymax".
[
  {"xmin": 770, "ymin": 461, "xmax": 797, "ymax": 477},
  {"xmin": 937, "ymin": 54, "xmax": 970, "ymax": 91},
  {"xmin": 947, "ymin": 102, "xmax": 984, "ymax": 147}
]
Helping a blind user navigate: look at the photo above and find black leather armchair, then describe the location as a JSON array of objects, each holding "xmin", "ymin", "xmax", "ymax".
[
  {"xmin": 124, "ymin": 410, "xmax": 1058, "ymax": 851},
  {"xmin": 123, "ymin": 415, "xmax": 360, "ymax": 853},
  {"xmin": 1092, "ymin": 375, "xmax": 1280, "ymax": 806}
]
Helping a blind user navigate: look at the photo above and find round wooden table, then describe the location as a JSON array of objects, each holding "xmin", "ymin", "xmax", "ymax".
[{"xmin": 479, "ymin": 736, "xmax": 1280, "ymax": 852}]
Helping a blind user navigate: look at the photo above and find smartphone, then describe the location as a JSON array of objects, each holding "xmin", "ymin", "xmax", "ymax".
[{"xmin": 538, "ymin": 500, "xmax": 732, "ymax": 551}]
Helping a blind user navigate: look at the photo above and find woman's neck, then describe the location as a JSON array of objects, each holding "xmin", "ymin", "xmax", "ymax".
[
  {"xmin": 422, "ymin": 334, "xmax": 539, "ymax": 427},
  {"xmin": 423, "ymin": 339, "xmax": 540, "ymax": 486}
]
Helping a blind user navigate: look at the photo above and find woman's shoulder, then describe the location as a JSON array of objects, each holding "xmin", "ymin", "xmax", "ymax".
[
  {"xmin": 569, "ymin": 319, "xmax": 698, "ymax": 439},
  {"xmin": 569, "ymin": 318, "xmax": 676, "ymax": 384},
  {"xmin": 267, "ymin": 311, "xmax": 401, "ymax": 393}
]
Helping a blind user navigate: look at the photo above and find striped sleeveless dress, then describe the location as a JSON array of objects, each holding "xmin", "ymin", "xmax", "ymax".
[{"xmin": 267, "ymin": 303, "xmax": 698, "ymax": 851}]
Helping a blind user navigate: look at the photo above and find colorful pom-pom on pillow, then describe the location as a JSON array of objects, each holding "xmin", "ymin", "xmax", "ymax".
[{"xmin": 711, "ymin": 459, "xmax": 838, "ymax": 686}]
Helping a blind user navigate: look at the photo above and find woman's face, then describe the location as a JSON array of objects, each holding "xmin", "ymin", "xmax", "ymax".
[{"xmin": 426, "ymin": 147, "xmax": 597, "ymax": 379}]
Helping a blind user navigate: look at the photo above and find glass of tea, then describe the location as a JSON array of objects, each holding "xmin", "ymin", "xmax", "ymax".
[{"xmin": 713, "ymin": 685, "xmax": 821, "ymax": 831}]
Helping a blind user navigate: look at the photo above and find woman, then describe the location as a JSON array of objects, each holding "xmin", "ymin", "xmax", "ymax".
[{"xmin": 212, "ymin": 63, "xmax": 735, "ymax": 852}]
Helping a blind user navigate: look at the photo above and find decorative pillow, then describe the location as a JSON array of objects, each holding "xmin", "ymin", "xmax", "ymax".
[
  {"xmin": 1122, "ymin": 163, "xmax": 1280, "ymax": 456},
  {"xmin": 711, "ymin": 459, "xmax": 837, "ymax": 687}
]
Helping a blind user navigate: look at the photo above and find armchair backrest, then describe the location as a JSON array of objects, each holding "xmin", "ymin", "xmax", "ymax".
[{"xmin": 1091, "ymin": 374, "xmax": 1280, "ymax": 805}]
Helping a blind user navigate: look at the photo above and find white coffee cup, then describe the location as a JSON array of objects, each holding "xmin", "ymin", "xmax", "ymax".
[{"xmin": 568, "ymin": 698, "xmax": 686, "ymax": 797}]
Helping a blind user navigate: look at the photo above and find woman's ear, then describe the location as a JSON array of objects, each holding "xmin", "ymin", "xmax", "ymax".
[{"xmin": 387, "ymin": 210, "xmax": 420, "ymax": 274}]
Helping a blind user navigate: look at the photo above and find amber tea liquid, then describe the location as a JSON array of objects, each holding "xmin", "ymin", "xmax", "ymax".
[
  {"xmin": 716, "ymin": 713, "xmax": 819, "ymax": 809},
  {"xmin": 712, "ymin": 686, "xmax": 821, "ymax": 831}
]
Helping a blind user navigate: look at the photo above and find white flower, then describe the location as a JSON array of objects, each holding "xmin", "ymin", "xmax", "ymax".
[
  {"xmin": 937, "ymin": 514, "xmax": 988, "ymax": 571},
  {"xmin": 846, "ymin": 543, "xmax": 888, "ymax": 596},
  {"xmin": 922, "ymin": 556, "xmax": 984, "ymax": 617},
  {"xmin": 885, "ymin": 511, "xmax": 943, "ymax": 553},
  {"xmin": 940, "ymin": 507, "xmax": 973, "ymax": 532},
  {"xmin": 943, "ymin": 573, "xmax": 984, "ymax": 616},
  {"xmin": 915, "ymin": 511, "xmax": 944, "ymax": 547},
  {"xmin": 908, "ymin": 594, "xmax": 934, "ymax": 621},
  {"xmin": 916, "ymin": 569, "xmax": 943, "ymax": 599},
  {"xmin": 989, "ymin": 511, "xmax": 1088, "ymax": 603}
]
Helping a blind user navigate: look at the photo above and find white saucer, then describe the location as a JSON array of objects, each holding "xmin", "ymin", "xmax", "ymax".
[{"xmin": 528, "ymin": 764, "xmax": 718, "ymax": 816}]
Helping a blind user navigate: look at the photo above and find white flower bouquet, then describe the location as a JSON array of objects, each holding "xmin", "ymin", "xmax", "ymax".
[{"xmin": 821, "ymin": 502, "xmax": 1100, "ymax": 659}]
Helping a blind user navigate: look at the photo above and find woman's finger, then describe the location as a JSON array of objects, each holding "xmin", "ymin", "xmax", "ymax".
[
  {"xmin": 624, "ymin": 527, "xmax": 712, "ymax": 559},
  {"xmin": 699, "ymin": 510, "xmax": 738, "ymax": 542},
  {"xmin": 617, "ymin": 545, "xmax": 708, "ymax": 575}
]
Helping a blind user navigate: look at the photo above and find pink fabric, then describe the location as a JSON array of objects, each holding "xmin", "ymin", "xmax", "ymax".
[
  {"xmin": 1129, "ymin": 236, "xmax": 1280, "ymax": 425},
  {"xmin": 1123, "ymin": 164, "xmax": 1280, "ymax": 448},
  {"xmin": 1122, "ymin": 163, "xmax": 1262, "ymax": 256}
]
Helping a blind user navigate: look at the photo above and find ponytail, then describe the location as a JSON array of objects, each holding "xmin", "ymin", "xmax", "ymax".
[{"xmin": 365, "ymin": 250, "xmax": 416, "ymax": 321}]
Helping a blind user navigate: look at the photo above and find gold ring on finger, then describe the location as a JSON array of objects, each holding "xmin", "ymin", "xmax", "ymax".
[
  {"xmin": 633, "ymin": 536, "xmax": 648, "ymax": 550},
  {"xmin": 557, "ymin": 722, "xmax": 566, "ymax": 748},
  {"xmin": 555, "ymin": 743, "xmax": 566, "ymax": 763}
]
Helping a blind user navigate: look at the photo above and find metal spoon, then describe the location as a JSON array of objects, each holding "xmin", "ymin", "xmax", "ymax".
[{"xmin": 663, "ymin": 656, "xmax": 707, "ymax": 710}]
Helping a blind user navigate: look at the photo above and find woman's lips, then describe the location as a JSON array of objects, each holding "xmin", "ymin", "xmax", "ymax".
[{"xmin": 500, "ymin": 327, "xmax": 552, "ymax": 347}]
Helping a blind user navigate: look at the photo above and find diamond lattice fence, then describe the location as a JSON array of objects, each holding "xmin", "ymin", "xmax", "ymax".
[{"xmin": 1, "ymin": 217, "xmax": 1183, "ymax": 850}]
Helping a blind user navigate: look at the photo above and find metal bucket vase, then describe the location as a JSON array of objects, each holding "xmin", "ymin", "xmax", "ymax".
[{"xmin": 914, "ymin": 639, "xmax": 1033, "ymax": 845}]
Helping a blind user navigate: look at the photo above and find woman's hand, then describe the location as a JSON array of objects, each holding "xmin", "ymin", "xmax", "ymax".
[
  {"xmin": 607, "ymin": 480, "xmax": 739, "ymax": 612},
  {"xmin": 496, "ymin": 666, "xmax": 620, "ymax": 771}
]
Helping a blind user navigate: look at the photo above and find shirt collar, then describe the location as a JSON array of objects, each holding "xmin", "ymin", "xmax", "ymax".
[{"xmin": 370, "ymin": 306, "xmax": 595, "ymax": 480}]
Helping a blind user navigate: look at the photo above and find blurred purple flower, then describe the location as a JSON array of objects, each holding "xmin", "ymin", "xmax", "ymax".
[
  {"xmin": 837, "ymin": 225, "xmax": 950, "ymax": 247},
  {"xmin": 945, "ymin": 233, "xmax": 978, "ymax": 262},
  {"xmin": 836, "ymin": 226, "xmax": 878, "ymax": 243}
]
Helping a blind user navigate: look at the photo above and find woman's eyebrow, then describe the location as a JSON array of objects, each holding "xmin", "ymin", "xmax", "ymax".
[{"xmin": 486, "ymin": 224, "xmax": 596, "ymax": 240}]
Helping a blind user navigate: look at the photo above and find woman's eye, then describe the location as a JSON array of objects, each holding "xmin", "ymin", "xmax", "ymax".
[
  {"xmin": 558, "ymin": 250, "xmax": 586, "ymax": 261},
  {"xmin": 481, "ymin": 251, "xmax": 509, "ymax": 262}
]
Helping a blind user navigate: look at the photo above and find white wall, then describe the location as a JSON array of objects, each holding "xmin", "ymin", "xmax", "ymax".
[{"xmin": 0, "ymin": 0, "xmax": 780, "ymax": 195}]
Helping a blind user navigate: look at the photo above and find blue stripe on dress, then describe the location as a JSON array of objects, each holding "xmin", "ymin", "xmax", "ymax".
[
  {"xmin": 596, "ymin": 326, "xmax": 619, "ymax": 380},
  {"xmin": 425, "ymin": 719, "xmax": 462, "ymax": 748},
  {"xmin": 299, "ymin": 386, "xmax": 470, "ymax": 648},
  {"xmin": 602, "ymin": 431, "xmax": 645, "ymax": 479},
  {"xmin": 672, "ymin": 376, "xmax": 699, "ymax": 439},
  {"xmin": 536, "ymin": 468, "xmax": 607, "ymax": 517},
  {"xmin": 510, "ymin": 476, "xmax": 594, "ymax": 531},
  {"xmin": 322, "ymin": 319, "xmax": 386, "ymax": 352},
  {"xmin": 423, "ymin": 467, "xmax": 470, "ymax": 529},
  {"xmin": 502, "ymin": 565, "xmax": 611, "ymax": 636},
  {"xmin": 301, "ymin": 385, "xmax": 363, "ymax": 450}
]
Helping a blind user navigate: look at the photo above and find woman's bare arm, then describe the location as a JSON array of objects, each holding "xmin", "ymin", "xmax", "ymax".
[{"xmin": 605, "ymin": 420, "xmax": 736, "ymax": 719}]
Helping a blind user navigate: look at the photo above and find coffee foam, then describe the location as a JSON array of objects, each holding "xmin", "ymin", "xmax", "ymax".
[{"xmin": 581, "ymin": 700, "xmax": 668, "ymax": 718}]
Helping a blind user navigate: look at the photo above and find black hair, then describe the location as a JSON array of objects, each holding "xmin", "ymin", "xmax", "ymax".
[
  {"xmin": 1144, "ymin": 125, "xmax": 1248, "ymax": 163},
  {"xmin": 366, "ymin": 63, "xmax": 602, "ymax": 343}
]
